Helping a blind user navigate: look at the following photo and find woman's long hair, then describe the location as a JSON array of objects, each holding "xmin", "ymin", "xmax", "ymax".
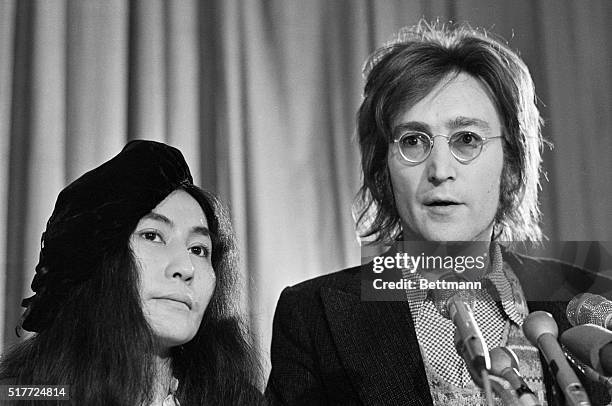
[{"xmin": 0, "ymin": 185, "xmax": 261, "ymax": 405}]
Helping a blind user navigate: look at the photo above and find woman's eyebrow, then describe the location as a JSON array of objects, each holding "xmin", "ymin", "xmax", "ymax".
[
  {"xmin": 191, "ymin": 226, "xmax": 211, "ymax": 238},
  {"xmin": 141, "ymin": 212, "xmax": 173, "ymax": 226},
  {"xmin": 142, "ymin": 212, "xmax": 211, "ymax": 238}
]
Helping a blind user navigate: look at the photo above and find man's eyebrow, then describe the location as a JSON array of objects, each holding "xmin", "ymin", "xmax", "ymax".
[
  {"xmin": 392, "ymin": 121, "xmax": 430, "ymax": 136},
  {"xmin": 446, "ymin": 116, "xmax": 492, "ymax": 132}
]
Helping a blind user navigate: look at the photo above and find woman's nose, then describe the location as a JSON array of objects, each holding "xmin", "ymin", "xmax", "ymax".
[{"xmin": 165, "ymin": 246, "xmax": 195, "ymax": 282}]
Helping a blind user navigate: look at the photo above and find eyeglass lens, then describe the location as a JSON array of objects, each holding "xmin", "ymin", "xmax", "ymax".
[{"xmin": 398, "ymin": 131, "xmax": 483, "ymax": 162}]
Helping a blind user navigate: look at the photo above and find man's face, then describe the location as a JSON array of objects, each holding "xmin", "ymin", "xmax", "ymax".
[{"xmin": 387, "ymin": 72, "xmax": 504, "ymax": 242}]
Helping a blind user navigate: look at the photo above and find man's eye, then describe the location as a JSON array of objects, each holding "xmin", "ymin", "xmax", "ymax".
[
  {"xmin": 190, "ymin": 245, "xmax": 211, "ymax": 258},
  {"xmin": 401, "ymin": 133, "xmax": 427, "ymax": 147},
  {"xmin": 456, "ymin": 132, "xmax": 481, "ymax": 145}
]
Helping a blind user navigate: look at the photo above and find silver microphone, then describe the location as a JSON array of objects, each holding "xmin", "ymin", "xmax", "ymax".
[
  {"xmin": 453, "ymin": 330, "xmax": 507, "ymax": 406},
  {"xmin": 489, "ymin": 347, "xmax": 541, "ymax": 406},
  {"xmin": 433, "ymin": 290, "xmax": 490, "ymax": 374},
  {"xmin": 567, "ymin": 293, "xmax": 612, "ymax": 329},
  {"xmin": 523, "ymin": 311, "xmax": 591, "ymax": 406}
]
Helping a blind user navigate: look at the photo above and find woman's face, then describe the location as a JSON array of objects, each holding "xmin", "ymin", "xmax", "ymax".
[{"xmin": 130, "ymin": 189, "xmax": 216, "ymax": 350}]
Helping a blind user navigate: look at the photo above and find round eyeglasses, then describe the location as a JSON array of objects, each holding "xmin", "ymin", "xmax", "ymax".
[{"xmin": 393, "ymin": 131, "xmax": 503, "ymax": 164}]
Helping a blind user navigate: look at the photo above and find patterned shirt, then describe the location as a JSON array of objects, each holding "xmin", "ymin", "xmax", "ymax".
[{"xmin": 401, "ymin": 243, "xmax": 547, "ymax": 405}]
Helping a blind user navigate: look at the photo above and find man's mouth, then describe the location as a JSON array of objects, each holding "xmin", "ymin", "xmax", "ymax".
[{"xmin": 424, "ymin": 200, "xmax": 460, "ymax": 207}]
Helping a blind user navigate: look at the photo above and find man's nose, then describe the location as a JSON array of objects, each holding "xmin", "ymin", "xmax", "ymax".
[
  {"xmin": 426, "ymin": 138, "xmax": 456, "ymax": 184},
  {"xmin": 165, "ymin": 246, "xmax": 195, "ymax": 282}
]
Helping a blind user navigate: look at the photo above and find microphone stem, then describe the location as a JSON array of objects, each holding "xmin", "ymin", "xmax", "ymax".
[
  {"xmin": 564, "ymin": 349, "xmax": 612, "ymax": 391},
  {"xmin": 481, "ymin": 369, "xmax": 495, "ymax": 406}
]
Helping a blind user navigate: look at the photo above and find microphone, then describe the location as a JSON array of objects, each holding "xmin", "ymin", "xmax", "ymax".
[
  {"xmin": 560, "ymin": 324, "xmax": 612, "ymax": 376},
  {"xmin": 523, "ymin": 311, "xmax": 591, "ymax": 406},
  {"xmin": 438, "ymin": 290, "xmax": 493, "ymax": 405},
  {"xmin": 563, "ymin": 346, "xmax": 612, "ymax": 392},
  {"xmin": 452, "ymin": 330, "xmax": 501, "ymax": 406},
  {"xmin": 433, "ymin": 290, "xmax": 490, "ymax": 374},
  {"xmin": 489, "ymin": 347, "xmax": 541, "ymax": 406},
  {"xmin": 567, "ymin": 293, "xmax": 612, "ymax": 329}
]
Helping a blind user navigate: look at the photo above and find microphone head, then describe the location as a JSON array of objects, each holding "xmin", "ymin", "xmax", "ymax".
[
  {"xmin": 489, "ymin": 347, "xmax": 520, "ymax": 376},
  {"xmin": 566, "ymin": 293, "xmax": 586, "ymax": 326},
  {"xmin": 566, "ymin": 293, "xmax": 612, "ymax": 328},
  {"xmin": 431, "ymin": 289, "xmax": 476, "ymax": 319},
  {"xmin": 566, "ymin": 294, "xmax": 581, "ymax": 325},
  {"xmin": 560, "ymin": 324, "xmax": 612, "ymax": 375},
  {"xmin": 523, "ymin": 311, "xmax": 559, "ymax": 345}
]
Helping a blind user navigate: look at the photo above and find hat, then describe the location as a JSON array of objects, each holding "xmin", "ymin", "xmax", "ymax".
[{"xmin": 20, "ymin": 140, "xmax": 193, "ymax": 333}]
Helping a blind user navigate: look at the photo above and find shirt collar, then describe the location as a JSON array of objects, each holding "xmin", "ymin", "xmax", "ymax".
[
  {"xmin": 160, "ymin": 377, "xmax": 180, "ymax": 406},
  {"xmin": 400, "ymin": 242, "xmax": 527, "ymax": 325}
]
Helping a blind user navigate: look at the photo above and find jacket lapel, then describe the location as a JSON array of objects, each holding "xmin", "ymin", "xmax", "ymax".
[{"xmin": 320, "ymin": 286, "xmax": 433, "ymax": 405}]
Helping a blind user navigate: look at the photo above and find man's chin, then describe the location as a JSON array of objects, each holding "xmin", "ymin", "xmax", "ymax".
[{"xmin": 408, "ymin": 222, "xmax": 491, "ymax": 242}]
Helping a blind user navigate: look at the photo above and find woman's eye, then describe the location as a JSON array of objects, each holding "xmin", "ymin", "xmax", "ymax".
[
  {"xmin": 140, "ymin": 231, "xmax": 163, "ymax": 243},
  {"xmin": 190, "ymin": 245, "xmax": 211, "ymax": 258}
]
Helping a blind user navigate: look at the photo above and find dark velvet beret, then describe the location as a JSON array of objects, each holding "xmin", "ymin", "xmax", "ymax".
[{"xmin": 20, "ymin": 140, "xmax": 193, "ymax": 333}]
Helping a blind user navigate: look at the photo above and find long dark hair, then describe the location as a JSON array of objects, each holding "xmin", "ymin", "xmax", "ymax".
[
  {"xmin": 354, "ymin": 20, "xmax": 545, "ymax": 244},
  {"xmin": 0, "ymin": 185, "xmax": 261, "ymax": 405}
]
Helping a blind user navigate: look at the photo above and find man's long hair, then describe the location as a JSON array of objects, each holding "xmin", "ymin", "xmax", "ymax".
[
  {"xmin": 354, "ymin": 20, "xmax": 544, "ymax": 244},
  {"xmin": 0, "ymin": 185, "xmax": 261, "ymax": 405}
]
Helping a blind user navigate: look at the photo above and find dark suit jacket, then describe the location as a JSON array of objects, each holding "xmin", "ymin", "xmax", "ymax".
[{"xmin": 266, "ymin": 248, "xmax": 612, "ymax": 405}]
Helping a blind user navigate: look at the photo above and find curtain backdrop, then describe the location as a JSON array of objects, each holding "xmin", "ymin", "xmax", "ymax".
[{"xmin": 1, "ymin": 0, "xmax": 611, "ymax": 378}]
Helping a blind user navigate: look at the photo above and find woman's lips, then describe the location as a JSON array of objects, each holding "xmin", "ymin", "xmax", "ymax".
[{"xmin": 155, "ymin": 294, "xmax": 194, "ymax": 310}]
